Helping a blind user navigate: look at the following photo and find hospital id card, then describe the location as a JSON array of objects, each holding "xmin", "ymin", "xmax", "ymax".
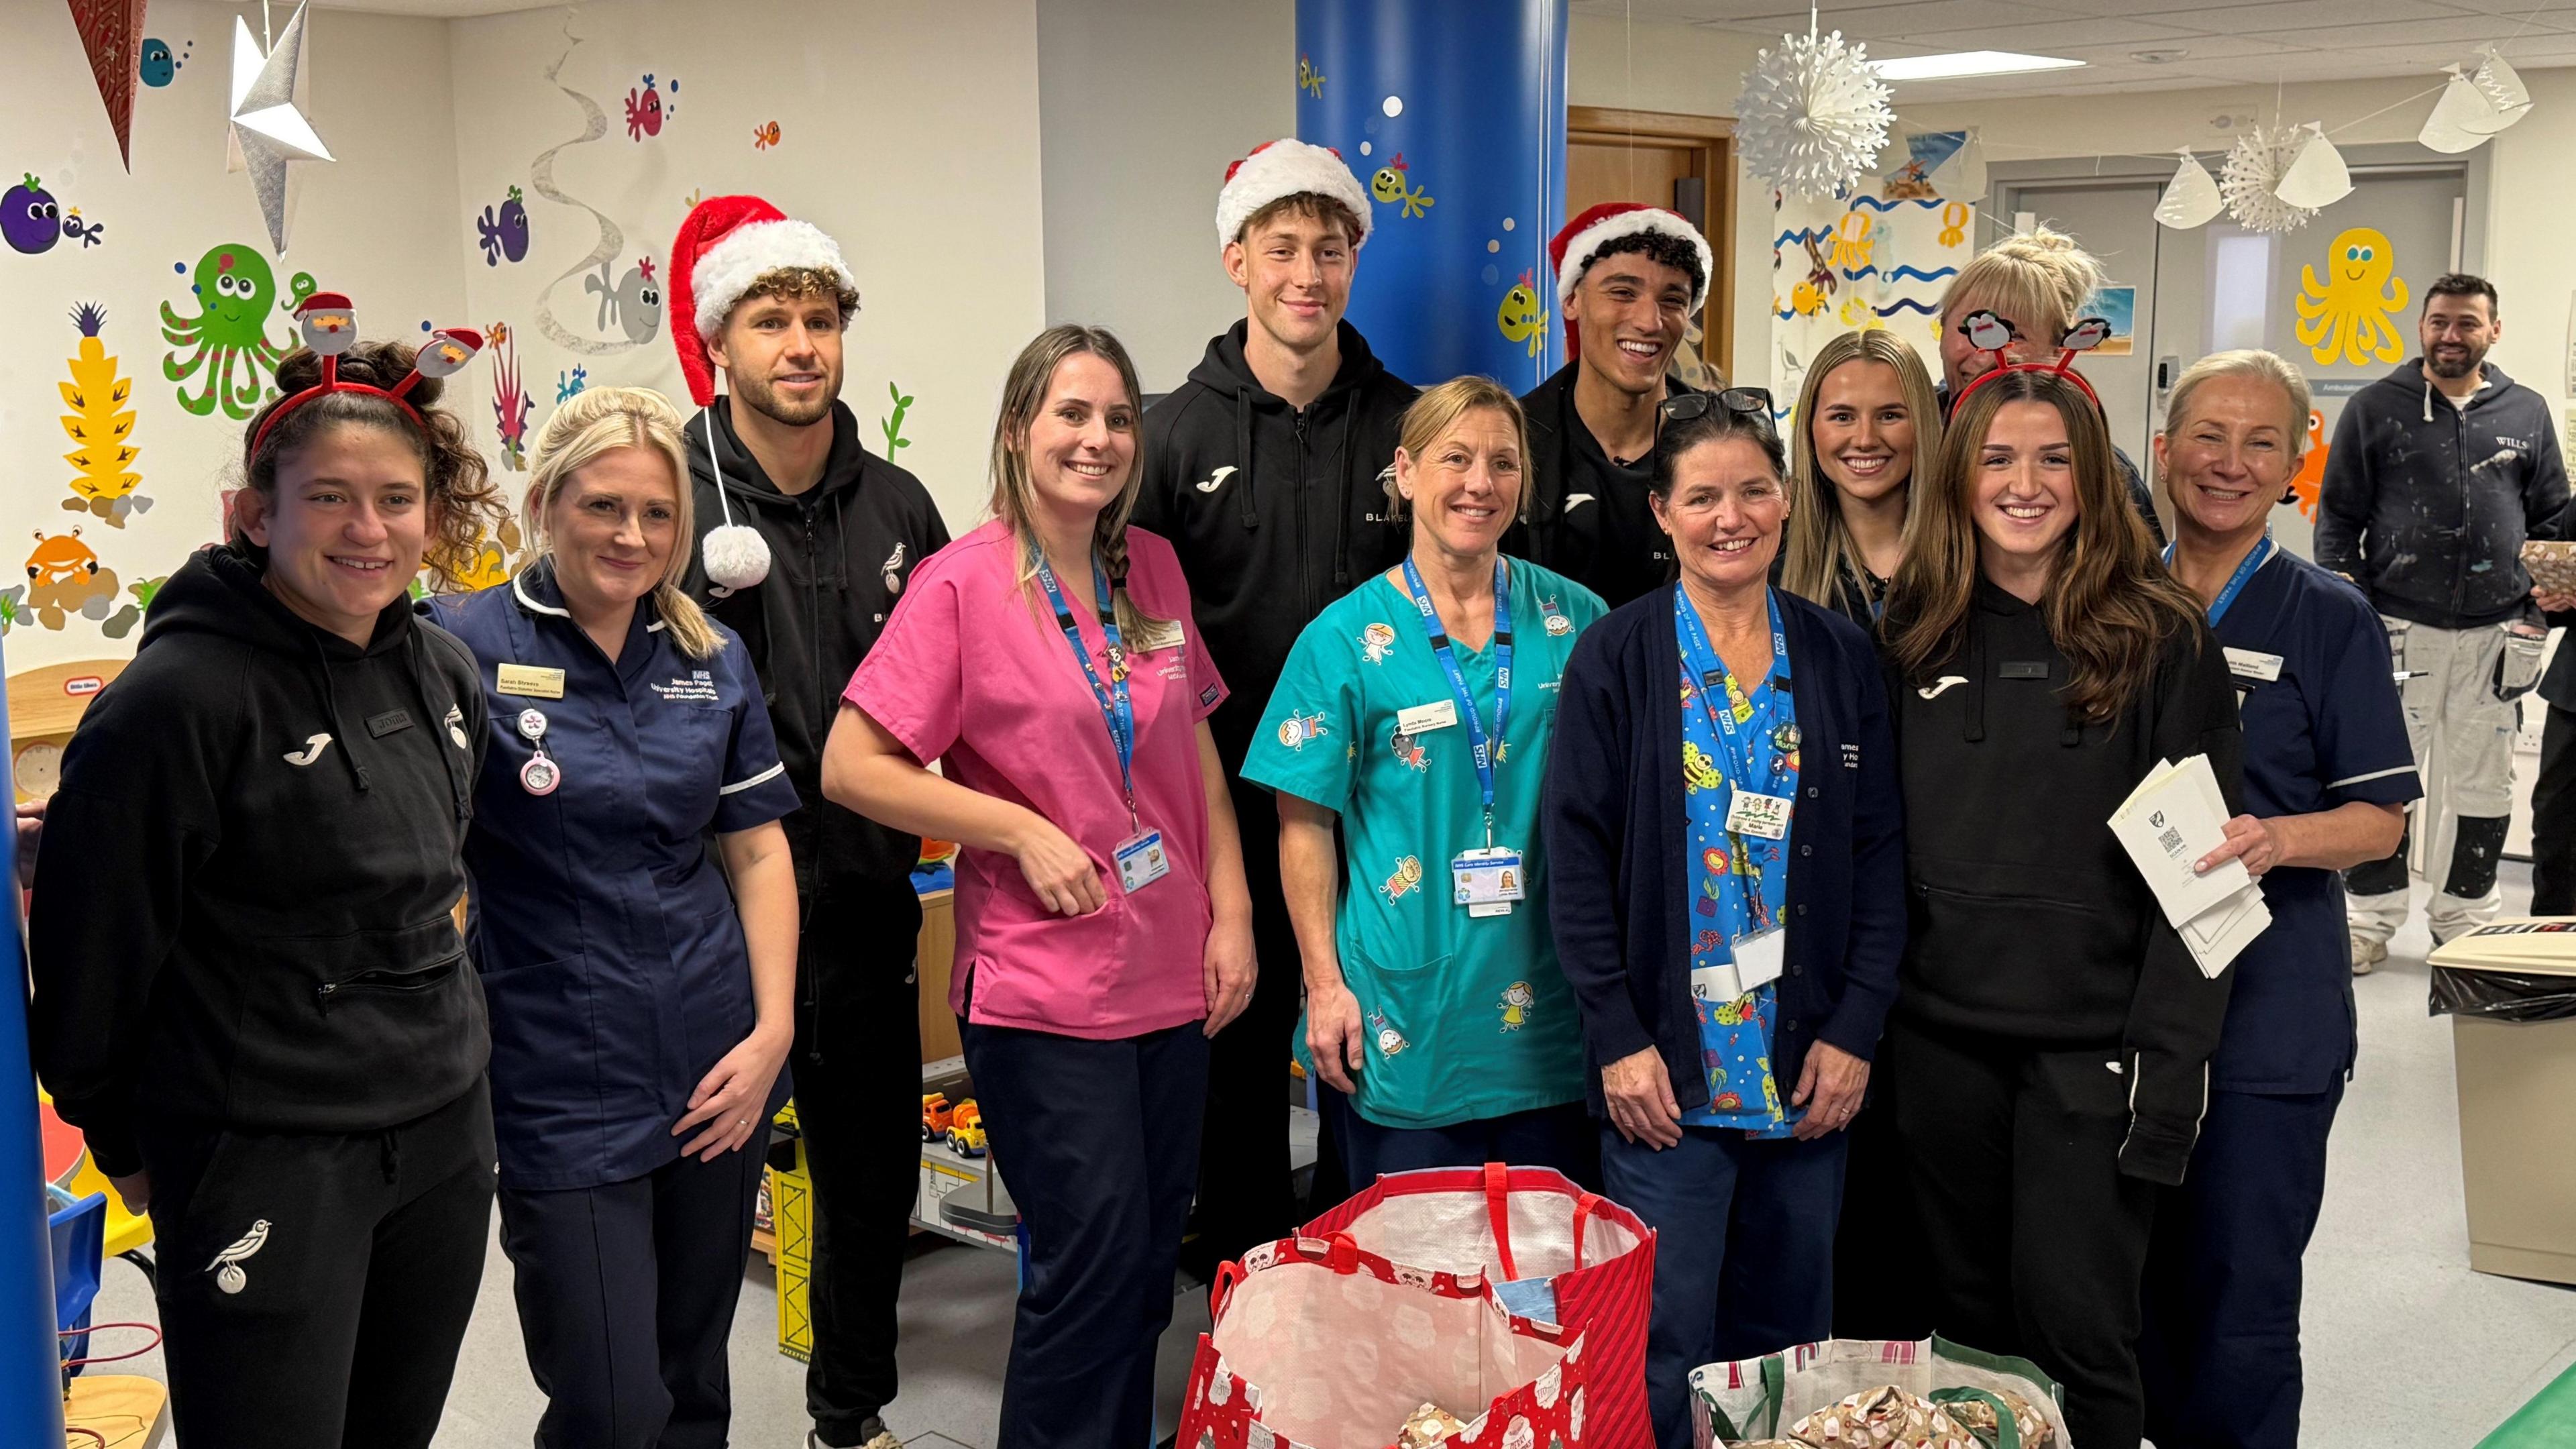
[
  {"xmin": 1452, "ymin": 846, "xmax": 1525, "ymax": 918},
  {"xmin": 1114, "ymin": 829, "xmax": 1171, "ymax": 892},
  {"xmin": 1688, "ymin": 928, "xmax": 1786, "ymax": 1004},
  {"xmin": 1726, "ymin": 788, "xmax": 1793, "ymax": 840}
]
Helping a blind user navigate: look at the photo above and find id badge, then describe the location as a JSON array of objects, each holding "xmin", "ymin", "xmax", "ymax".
[
  {"xmin": 1732, "ymin": 927, "xmax": 1786, "ymax": 993},
  {"xmin": 1690, "ymin": 961, "xmax": 1745, "ymax": 1004},
  {"xmin": 1114, "ymin": 830, "xmax": 1171, "ymax": 892},
  {"xmin": 1726, "ymin": 788, "xmax": 1794, "ymax": 840},
  {"xmin": 1452, "ymin": 846, "xmax": 1525, "ymax": 918}
]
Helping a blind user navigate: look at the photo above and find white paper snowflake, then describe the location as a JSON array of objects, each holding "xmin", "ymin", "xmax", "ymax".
[
  {"xmin": 2218, "ymin": 123, "xmax": 2318, "ymax": 234},
  {"xmin": 1733, "ymin": 28, "xmax": 1894, "ymax": 200}
]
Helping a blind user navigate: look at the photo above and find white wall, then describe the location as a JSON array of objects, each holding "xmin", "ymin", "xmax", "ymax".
[
  {"xmin": 445, "ymin": 0, "xmax": 1048, "ymax": 529},
  {"xmin": 1036, "ymin": 0, "xmax": 1293, "ymax": 394},
  {"xmin": 0, "ymin": 3, "xmax": 467, "ymax": 675}
]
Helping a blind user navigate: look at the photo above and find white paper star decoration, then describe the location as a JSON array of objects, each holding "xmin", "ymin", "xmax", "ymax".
[
  {"xmin": 228, "ymin": 3, "xmax": 333, "ymax": 253},
  {"xmin": 1733, "ymin": 28, "xmax": 1894, "ymax": 201},
  {"xmin": 2219, "ymin": 123, "xmax": 2317, "ymax": 235}
]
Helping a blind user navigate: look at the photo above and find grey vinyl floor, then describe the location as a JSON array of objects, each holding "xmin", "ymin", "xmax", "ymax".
[{"xmin": 86, "ymin": 870, "xmax": 2576, "ymax": 1446}]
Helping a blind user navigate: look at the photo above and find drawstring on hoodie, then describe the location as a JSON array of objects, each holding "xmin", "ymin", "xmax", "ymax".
[
  {"xmin": 379, "ymin": 1128, "xmax": 399, "ymax": 1186},
  {"xmin": 1330, "ymin": 405, "xmax": 1358, "ymax": 589},
  {"xmin": 1964, "ymin": 625, "xmax": 1988, "ymax": 745},
  {"xmin": 306, "ymin": 634, "xmax": 371, "ymax": 792},
  {"xmin": 1233, "ymin": 390, "xmax": 1258, "ymax": 530}
]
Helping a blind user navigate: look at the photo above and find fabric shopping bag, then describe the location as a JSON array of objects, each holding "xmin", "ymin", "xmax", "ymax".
[
  {"xmin": 1689, "ymin": 1337, "xmax": 2069, "ymax": 1449},
  {"xmin": 1302, "ymin": 1163, "xmax": 1655, "ymax": 1448},
  {"xmin": 1175, "ymin": 1232, "xmax": 1592, "ymax": 1449}
]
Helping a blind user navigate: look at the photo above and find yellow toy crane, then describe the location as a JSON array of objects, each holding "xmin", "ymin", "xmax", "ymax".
[{"xmin": 59, "ymin": 303, "xmax": 143, "ymax": 527}]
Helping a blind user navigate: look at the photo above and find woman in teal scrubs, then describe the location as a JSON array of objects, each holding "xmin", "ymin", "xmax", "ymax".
[{"xmin": 1246, "ymin": 376, "xmax": 1607, "ymax": 1183}]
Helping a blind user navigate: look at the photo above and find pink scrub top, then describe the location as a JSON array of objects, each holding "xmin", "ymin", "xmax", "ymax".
[{"xmin": 846, "ymin": 519, "xmax": 1228, "ymax": 1038}]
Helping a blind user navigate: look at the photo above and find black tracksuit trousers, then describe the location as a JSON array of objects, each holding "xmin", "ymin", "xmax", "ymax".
[
  {"xmin": 1890, "ymin": 1018, "xmax": 2160, "ymax": 1449},
  {"xmin": 796, "ymin": 890, "xmax": 926, "ymax": 1446},
  {"xmin": 138, "ymin": 1079, "xmax": 496, "ymax": 1448}
]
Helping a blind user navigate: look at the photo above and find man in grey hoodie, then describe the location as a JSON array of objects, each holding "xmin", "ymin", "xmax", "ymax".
[{"xmin": 2315, "ymin": 273, "xmax": 2567, "ymax": 971}]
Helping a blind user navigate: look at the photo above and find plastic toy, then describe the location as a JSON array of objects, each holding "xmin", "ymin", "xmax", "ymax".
[
  {"xmin": 920, "ymin": 1093, "xmax": 953, "ymax": 1142},
  {"xmin": 945, "ymin": 1099, "xmax": 987, "ymax": 1159}
]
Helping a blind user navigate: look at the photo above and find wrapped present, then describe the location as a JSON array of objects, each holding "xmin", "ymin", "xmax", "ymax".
[
  {"xmin": 1691, "ymin": 1337, "xmax": 2071, "ymax": 1448},
  {"xmin": 1786, "ymin": 1385, "xmax": 1978, "ymax": 1449},
  {"xmin": 1932, "ymin": 1386, "xmax": 2055, "ymax": 1449},
  {"xmin": 1397, "ymin": 1402, "xmax": 1470, "ymax": 1448}
]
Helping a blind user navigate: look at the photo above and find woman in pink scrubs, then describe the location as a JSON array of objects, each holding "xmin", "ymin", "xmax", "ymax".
[{"xmin": 822, "ymin": 325, "xmax": 1257, "ymax": 1449}]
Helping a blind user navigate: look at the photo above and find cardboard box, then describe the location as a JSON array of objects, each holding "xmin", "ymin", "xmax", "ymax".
[{"xmin": 2428, "ymin": 919, "xmax": 2576, "ymax": 1286}]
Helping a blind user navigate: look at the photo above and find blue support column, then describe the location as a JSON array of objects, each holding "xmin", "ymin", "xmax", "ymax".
[
  {"xmin": 1296, "ymin": 0, "xmax": 1569, "ymax": 391},
  {"xmin": 0, "ymin": 654, "xmax": 65, "ymax": 1439}
]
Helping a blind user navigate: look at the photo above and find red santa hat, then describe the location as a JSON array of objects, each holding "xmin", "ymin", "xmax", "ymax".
[
  {"xmin": 1215, "ymin": 138, "xmax": 1373, "ymax": 248},
  {"xmin": 666, "ymin": 193, "xmax": 859, "ymax": 407},
  {"xmin": 1548, "ymin": 202, "xmax": 1715, "ymax": 323}
]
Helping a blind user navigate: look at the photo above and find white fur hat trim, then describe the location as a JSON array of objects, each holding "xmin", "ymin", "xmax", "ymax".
[
  {"xmin": 1554, "ymin": 209, "xmax": 1713, "ymax": 315},
  {"xmin": 690, "ymin": 219, "xmax": 859, "ymax": 343},
  {"xmin": 1215, "ymin": 138, "xmax": 1373, "ymax": 248}
]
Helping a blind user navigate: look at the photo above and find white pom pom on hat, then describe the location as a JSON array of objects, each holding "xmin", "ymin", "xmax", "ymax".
[
  {"xmin": 701, "ymin": 521, "xmax": 772, "ymax": 593},
  {"xmin": 1215, "ymin": 138, "xmax": 1373, "ymax": 248}
]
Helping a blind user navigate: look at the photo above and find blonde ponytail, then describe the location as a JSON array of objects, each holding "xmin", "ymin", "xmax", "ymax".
[{"xmin": 521, "ymin": 385, "xmax": 727, "ymax": 659}]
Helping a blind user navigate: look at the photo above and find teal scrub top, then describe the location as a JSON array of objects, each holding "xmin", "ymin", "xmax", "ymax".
[{"xmin": 1244, "ymin": 557, "xmax": 1607, "ymax": 1130}]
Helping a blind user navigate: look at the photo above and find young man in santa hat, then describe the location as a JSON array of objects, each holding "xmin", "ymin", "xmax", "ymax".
[
  {"xmin": 668, "ymin": 193, "xmax": 949, "ymax": 1449},
  {"xmin": 1515, "ymin": 203, "xmax": 1715, "ymax": 608},
  {"xmin": 1132, "ymin": 138, "xmax": 1417, "ymax": 1271}
]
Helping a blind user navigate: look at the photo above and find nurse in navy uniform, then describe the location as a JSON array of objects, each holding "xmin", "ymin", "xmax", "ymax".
[
  {"xmin": 2142, "ymin": 351, "xmax": 2418, "ymax": 1449},
  {"xmin": 432, "ymin": 386, "xmax": 805, "ymax": 1448}
]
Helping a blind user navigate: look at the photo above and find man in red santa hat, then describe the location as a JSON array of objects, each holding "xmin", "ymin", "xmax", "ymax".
[
  {"xmin": 1515, "ymin": 202, "xmax": 1715, "ymax": 607},
  {"xmin": 1132, "ymin": 138, "xmax": 1417, "ymax": 1272},
  {"xmin": 668, "ymin": 193, "xmax": 949, "ymax": 1449}
]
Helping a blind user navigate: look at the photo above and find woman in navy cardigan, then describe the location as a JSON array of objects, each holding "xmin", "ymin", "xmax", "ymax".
[{"xmin": 1544, "ymin": 396, "xmax": 1906, "ymax": 1448}]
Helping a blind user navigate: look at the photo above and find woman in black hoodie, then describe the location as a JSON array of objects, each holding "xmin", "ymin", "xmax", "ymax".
[
  {"xmin": 1880, "ymin": 364, "xmax": 2241, "ymax": 1449},
  {"xmin": 30, "ymin": 335, "xmax": 506, "ymax": 1447}
]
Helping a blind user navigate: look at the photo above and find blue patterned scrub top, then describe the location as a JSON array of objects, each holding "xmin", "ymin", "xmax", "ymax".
[{"xmin": 1674, "ymin": 584, "xmax": 1798, "ymax": 1137}]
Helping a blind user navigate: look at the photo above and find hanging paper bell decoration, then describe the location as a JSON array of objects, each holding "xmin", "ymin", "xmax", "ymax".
[
  {"xmin": 2420, "ymin": 64, "xmax": 2499, "ymax": 154},
  {"xmin": 2274, "ymin": 124, "xmax": 2354, "ymax": 209},
  {"xmin": 2154, "ymin": 148, "xmax": 2222, "ymax": 229},
  {"xmin": 2466, "ymin": 45, "xmax": 2532, "ymax": 133}
]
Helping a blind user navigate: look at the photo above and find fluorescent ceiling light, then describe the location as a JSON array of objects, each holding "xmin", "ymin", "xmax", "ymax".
[{"xmin": 1870, "ymin": 50, "xmax": 2086, "ymax": 81}]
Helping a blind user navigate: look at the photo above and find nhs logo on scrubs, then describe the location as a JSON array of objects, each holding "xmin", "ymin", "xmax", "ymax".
[{"xmin": 653, "ymin": 670, "xmax": 720, "ymax": 704}]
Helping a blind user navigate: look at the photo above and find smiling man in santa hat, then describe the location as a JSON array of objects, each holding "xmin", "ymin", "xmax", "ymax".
[
  {"xmin": 1132, "ymin": 138, "xmax": 1417, "ymax": 1272},
  {"xmin": 667, "ymin": 193, "xmax": 948, "ymax": 1449},
  {"xmin": 1515, "ymin": 203, "xmax": 1715, "ymax": 607}
]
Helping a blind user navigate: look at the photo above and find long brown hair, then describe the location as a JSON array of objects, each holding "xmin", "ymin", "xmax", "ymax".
[
  {"xmin": 1781, "ymin": 330, "xmax": 1941, "ymax": 608},
  {"xmin": 987, "ymin": 325, "xmax": 1166, "ymax": 640},
  {"xmin": 1886, "ymin": 367, "xmax": 2203, "ymax": 722}
]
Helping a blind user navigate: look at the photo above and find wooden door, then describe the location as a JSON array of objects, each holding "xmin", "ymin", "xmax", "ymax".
[{"xmin": 1566, "ymin": 106, "xmax": 1737, "ymax": 382}]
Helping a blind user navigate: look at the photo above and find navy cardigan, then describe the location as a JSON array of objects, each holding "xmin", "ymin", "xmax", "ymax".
[{"xmin": 1543, "ymin": 585, "xmax": 1907, "ymax": 1118}]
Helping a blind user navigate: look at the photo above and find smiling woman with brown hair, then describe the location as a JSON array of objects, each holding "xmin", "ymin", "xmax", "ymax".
[{"xmin": 1882, "ymin": 362, "xmax": 2242, "ymax": 1449}]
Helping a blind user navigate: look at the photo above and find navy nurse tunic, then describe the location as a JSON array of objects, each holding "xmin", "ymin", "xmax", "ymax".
[{"xmin": 431, "ymin": 561, "xmax": 803, "ymax": 1191}]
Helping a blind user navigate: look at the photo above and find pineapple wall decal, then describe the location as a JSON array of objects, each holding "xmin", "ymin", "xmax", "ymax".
[{"xmin": 60, "ymin": 303, "xmax": 151, "ymax": 527}]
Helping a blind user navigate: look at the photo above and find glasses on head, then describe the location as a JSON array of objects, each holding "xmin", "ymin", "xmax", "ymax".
[{"xmin": 1658, "ymin": 387, "xmax": 1775, "ymax": 429}]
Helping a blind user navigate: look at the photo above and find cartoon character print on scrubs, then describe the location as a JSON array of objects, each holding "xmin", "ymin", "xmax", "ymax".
[
  {"xmin": 1390, "ymin": 724, "xmax": 1428, "ymax": 771},
  {"xmin": 1381, "ymin": 854, "xmax": 1424, "ymax": 901},
  {"xmin": 1674, "ymin": 584, "xmax": 1797, "ymax": 1139},
  {"xmin": 1279, "ymin": 710, "xmax": 1331, "ymax": 750},
  {"xmin": 1541, "ymin": 594, "xmax": 1574, "ymax": 638},
  {"xmin": 1360, "ymin": 621, "xmax": 1397, "ymax": 664},
  {"xmin": 1370, "ymin": 1009, "xmax": 1409, "ymax": 1058},
  {"xmin": 1499, "ymin": 980, "xmax": 1536, "ymax": 1032}
]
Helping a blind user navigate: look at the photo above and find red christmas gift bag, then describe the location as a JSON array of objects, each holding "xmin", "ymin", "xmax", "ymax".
[
  {"xmin": 1175, "ymin": 1232, "xmax": 1593, "ymax": 1449},
  {"xmin": 1303, "ymin": 1164, "xmax": 1655, "ymax": 1447}
]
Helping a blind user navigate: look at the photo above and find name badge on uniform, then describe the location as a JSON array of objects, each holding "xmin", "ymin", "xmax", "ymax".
[
  {"xmin": 496, "ymin": 663, "xmax": 566, "ymax": 699},
  {"xmin": 1397, "ymin": 699, "xmax": 1459, "ymax": 736},
  {"xmin": 1452, "ymin": 846, "xmax": 1525, "ymax": 917},
  {"xmin": 1688, "ymin": 928, "xmax": 1787, "ymax": 1005},
  {"xmin": 2224, "ymin": 647, "xmax": 2284, "ymax": 683},
  {"xmin": 1130, "ymin": 619, "xmax": 1187, "ymax": 653},
  {"xmin": 1114, "ymin": 829, "xmax": 1171, "ymax": 892},
  {"xmin": 1726, "ymin": 788, "xmax": 1794, "ymax": 841}
]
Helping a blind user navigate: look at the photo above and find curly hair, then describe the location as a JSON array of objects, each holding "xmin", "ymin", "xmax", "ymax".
[
  {"xmin": 1576, "ymin": 231, "xmax": 1707, "ymax": 301},
  {"xmin": 742, "ymin": 265, "xmax": 861, "ymax": 329},
  {"xmin": 233, "ymin": 339, "xmax": 506, "ymax": 589}
]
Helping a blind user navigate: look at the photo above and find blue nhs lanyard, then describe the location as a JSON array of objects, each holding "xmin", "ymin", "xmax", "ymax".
[
  {"xmin": 1032, "ymin": 550, "xmax": 1138, "ymax": 828},
  {"xmin": 2165, "ymin": 529, "xmax": 2273, "ymax": 625},
  {"xmin": 1401, "ymin": 555, "xmax": 1511, "ymax": 847},
  {"xmin": 1674, "ymin": 584, "xmax": 1790, "ymax": 792}
]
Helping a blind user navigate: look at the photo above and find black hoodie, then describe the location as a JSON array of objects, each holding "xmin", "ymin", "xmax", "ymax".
[
  {"xmin": 30, "ymin": 545, "xmax": 489, "ymax": 1177},
  {"xmin": 681, "ymin": 397, "xmax": 950, "ymax": 922},
  {"xmin": 2312, "ymin": 359, "xmax": 2569, "ymax": 629},
  {"xmin": 1135, "ymin": 319, "xmax": 1415, "ymax": 761},
  {"xmin": 1511, "ymin": 361, "xmax": 1700, "ymax": 608},
  {"xmin": 1888, "ymin": 580, "xmax": 2243, "ymax": 1185}
]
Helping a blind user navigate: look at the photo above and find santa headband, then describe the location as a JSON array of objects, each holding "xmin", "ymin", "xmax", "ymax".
[
  {"xmin": 667, "ymin": 193, "xmax": 860, "ymax": 409},
  {"xmin": 1549, "ymin": 203, "xmax": 1713, "ymax": 317},
  {"xmin": 1949, "ymin": 309, "xmax": 2111, "ymax": 414},
  {"xmin": 250, "ymin": 293, "xmax": 483, "ymax": 457},
  {"xmin": 1215, "ymin": 138, "xmax": 1373, "ymax": 248}
]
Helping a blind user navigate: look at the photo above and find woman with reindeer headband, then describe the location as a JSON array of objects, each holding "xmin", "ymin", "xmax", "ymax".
[
  {"xmin": 28, "ymin": 297, "xmax": 508, "ymax": 1446},
  {"xmin": 1880, "ymin": 317, "xmax": 2243, "ymax": 1449}
]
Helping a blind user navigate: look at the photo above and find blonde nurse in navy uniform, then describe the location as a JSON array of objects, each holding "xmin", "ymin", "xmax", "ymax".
[{"xmin": 431, "ymin": 386, "xmax": 804, "ymax": 1448}]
